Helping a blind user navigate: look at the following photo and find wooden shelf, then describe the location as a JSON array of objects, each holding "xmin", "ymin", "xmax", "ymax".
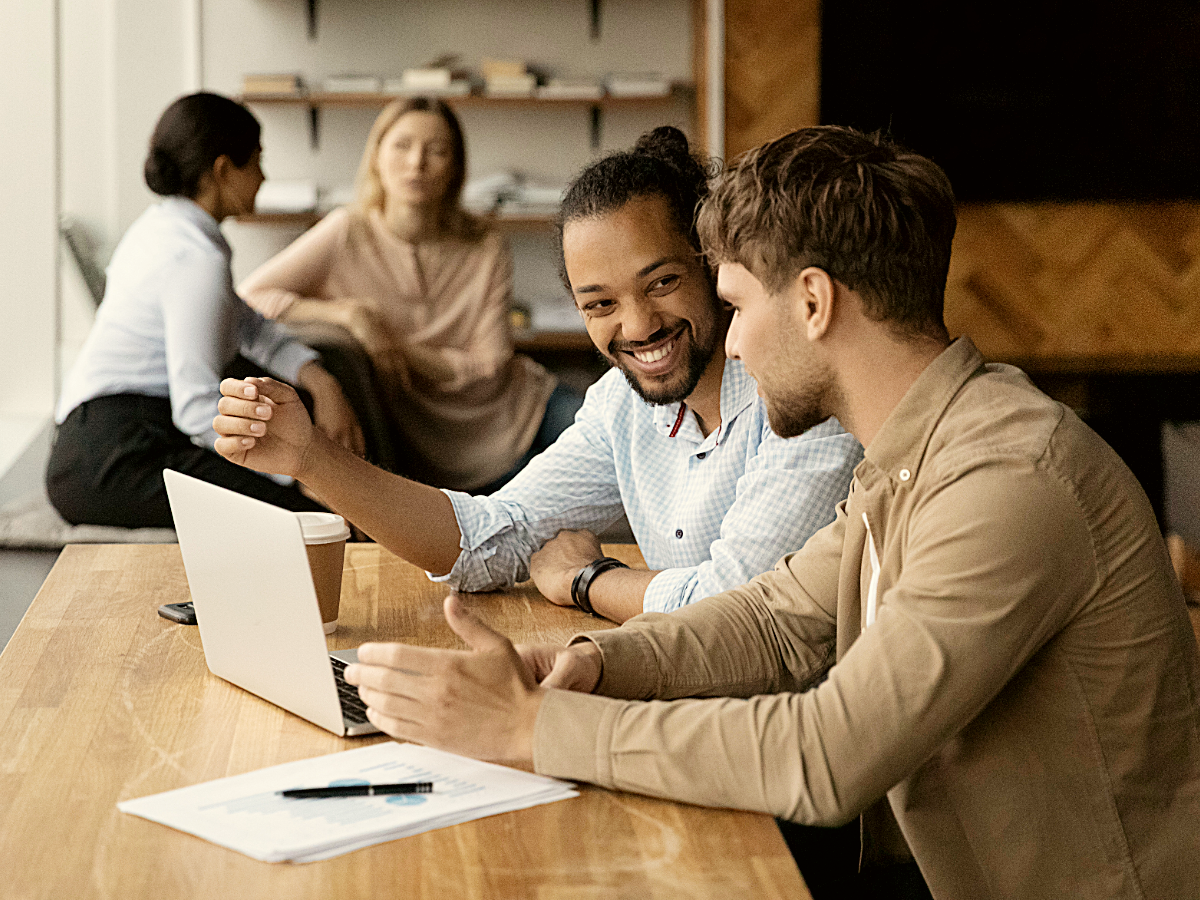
[
  {"xmin": 514, "ymin": 330, "xmax": 593, "ymax": 353},
  {"xmin": 233, "ymin": 212, "xmax": 321, "ymax": 227},
  {"xmin": 234, "ymin": 211, "xmax": 556, "ymax": 230},
  {"xmin": 240, "ymin": 85, "xmax": 691, "ymax": 150},
  {"xmin": 240, "ymin": 85, "xmax": 691, "ymax": 110}
]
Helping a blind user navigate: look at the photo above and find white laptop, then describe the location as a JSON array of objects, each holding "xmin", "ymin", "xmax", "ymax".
[{"xmin": 163, "ymin": 469, "xmax": 379, "ymax": 736}]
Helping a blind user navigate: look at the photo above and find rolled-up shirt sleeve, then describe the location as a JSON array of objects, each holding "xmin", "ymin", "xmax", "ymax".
[{"xmin": 430, "ymin": 385, "xmax": 626, "ymax": 591}]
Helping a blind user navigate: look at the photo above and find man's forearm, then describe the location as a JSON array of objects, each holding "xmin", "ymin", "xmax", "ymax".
[
  {"xmin": 299, "ymin": 430, "xmax": 463, "ymax": 574},
  {"xmin": 587, "ymin": 567, "xmax": 659, "ymax": 623}
]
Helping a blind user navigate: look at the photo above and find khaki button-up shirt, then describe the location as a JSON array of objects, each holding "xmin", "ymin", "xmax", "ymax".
[{"xmin": 533, "ymin": 338, "xmax": 1200, "ymax": 899}]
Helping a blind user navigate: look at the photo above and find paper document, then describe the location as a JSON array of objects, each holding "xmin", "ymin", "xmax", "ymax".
[{"xmin": 118, "ymin": 743, "xmax": 577, "ymax": 862}]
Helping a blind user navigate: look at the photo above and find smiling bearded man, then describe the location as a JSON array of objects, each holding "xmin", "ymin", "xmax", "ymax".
[{"xmin": 213, "ymin": 126, "xmax": 862, "ymax": 623}]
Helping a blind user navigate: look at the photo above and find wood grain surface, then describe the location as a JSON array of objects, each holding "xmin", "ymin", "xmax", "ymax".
[
  {"xmin": 723, "ymin": 0, "xmax": 821, "ymax": 160},
  {"xmin": 947, "ymin": 202, "xmax": 1200, "ymax": 366},
  {"xmin": 0, "ymin": 543, "xmax": 808, "ymax": 900}
]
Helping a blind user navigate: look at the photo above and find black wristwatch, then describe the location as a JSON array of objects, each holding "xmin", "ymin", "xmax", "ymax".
[{"xmin": 570, "ymin": 557, "xmax": 629, "ymax": 616}]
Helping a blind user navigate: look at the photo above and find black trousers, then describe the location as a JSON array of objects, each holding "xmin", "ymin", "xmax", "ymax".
[
  {"xmin": 46, "ymin": 393, "xmax": 326, "ymax": 528},
  {"xmin": 776, "ymin": 819, "xmax": 933, "ymax": 900}
]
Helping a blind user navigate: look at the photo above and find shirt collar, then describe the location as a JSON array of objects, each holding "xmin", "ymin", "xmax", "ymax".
[
  {"xmin": 651, "ymin": 357, "xmax": 758, "ymax": 445},
  {"xmin": 159, "ymin": 196, "xmax": 230, "ymax": 258},
  {"xmin": 862, "ymin": 336, "xmax": 986, "ymax": 483}
]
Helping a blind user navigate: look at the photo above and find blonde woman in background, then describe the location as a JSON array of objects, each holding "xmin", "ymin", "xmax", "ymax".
[{"xmin": 241, "ymin": 97, "xmax": 580, "ymax": 493}]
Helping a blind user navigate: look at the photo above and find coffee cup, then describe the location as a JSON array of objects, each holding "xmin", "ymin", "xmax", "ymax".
[{"xmin": 296, "ymin": 512, "xmax": 350, "ymax": 634}]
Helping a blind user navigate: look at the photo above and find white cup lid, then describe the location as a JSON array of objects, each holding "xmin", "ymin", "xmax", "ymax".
[{"xmin": 295, "ymin": 511, "xmax": 350, "ymax": 543}]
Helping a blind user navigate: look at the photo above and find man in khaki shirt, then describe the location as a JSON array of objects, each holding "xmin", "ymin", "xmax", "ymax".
[{"xmin": 343, "ymin": 126, "xmax": 1200, "ymax": 899}]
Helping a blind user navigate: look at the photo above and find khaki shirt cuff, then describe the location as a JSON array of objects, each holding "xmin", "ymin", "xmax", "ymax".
[{"xmin": 532, "ymin": 688, "xmax": 622, "ymax": 786}]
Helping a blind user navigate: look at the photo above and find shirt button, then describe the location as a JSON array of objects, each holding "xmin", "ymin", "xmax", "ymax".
[
  {"xmin": 696, "ymin": 452, "xmax": 706, "ymax": 459},
  {"xmin": 899, "ymin": 468, "xmax": 911, "ymax": 482},
  {"xmin": 675, "ymin": 529, "xmax": 684, "ymax": 539}
]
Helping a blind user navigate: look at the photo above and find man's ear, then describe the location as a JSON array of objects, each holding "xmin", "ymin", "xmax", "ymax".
[{"xmin": 794, "ymin": 267, "xmax": 836, "ymax": 341}]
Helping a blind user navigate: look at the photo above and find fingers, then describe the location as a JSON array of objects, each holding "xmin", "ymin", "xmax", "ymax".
[
  {"xmin": 351, "ymin": 641, "xmax": 448, "ymax": 673},
  {"xmin": 220, "ymin": 377, "xmax": 259, "ymax": 401},
  {"xmin": 540, "ymin": 653, "xmax": 584, "ymax": 690},
  {"xmin": 443, "ymin": 592, "xmax": 510, "ymax": 654},
  {"xmin": 213, "ymin": 434, "xmax": 251, "ymax": 462},
  {"xmin": 216, "ymin": 395, "xmax": 275, "ymax": 420},
  {"xmin": 219, "ymin": 375, "xmax": 300, "ymax": 405},
  {"xmin": 540, "ymin": 643, "xmax": 602, "ymax": 693},
  {"xmin": 213, "ymin": 413, "xmax": 268, "ymax": 439}
]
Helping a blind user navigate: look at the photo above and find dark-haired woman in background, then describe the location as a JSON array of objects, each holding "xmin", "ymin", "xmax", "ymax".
[
  {"xmin": 47, "ymin": 91, "xmax": 361, "ymax": 528},
  {"xmin": 239, "ymin": 97, "xmax": 578, "ymax": 493}
]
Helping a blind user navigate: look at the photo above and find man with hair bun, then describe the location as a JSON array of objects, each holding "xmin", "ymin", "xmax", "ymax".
[
  {"xmin": 214, "ymin": 126, "xmax": 861, "ymax": 622},
  {"xmin": 341, "ymin": 125, "xmax": 1200, "ymax": 900}
]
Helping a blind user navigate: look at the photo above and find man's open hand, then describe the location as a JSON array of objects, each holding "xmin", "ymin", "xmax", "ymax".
[{"xmin": 344, "ymin": 593, "xmax": 546, "ymax": 768}]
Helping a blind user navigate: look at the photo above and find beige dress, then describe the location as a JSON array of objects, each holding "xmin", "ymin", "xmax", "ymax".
[{"xmin": 240, "ymin": 208, "xmax": 555, "ymax": 490}]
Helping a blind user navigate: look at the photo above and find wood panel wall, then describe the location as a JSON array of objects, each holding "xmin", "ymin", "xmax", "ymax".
[
  {"xmin": 721, "ymin": 0, "xmax": 820, "ymax": 160},
  {"xmin": 947, "ymin": 203, "xmax": 1200, "ymax": 366},
  {"xmin": 703, "ymin": 5, "xmax": 1200, "ymax": 368}
]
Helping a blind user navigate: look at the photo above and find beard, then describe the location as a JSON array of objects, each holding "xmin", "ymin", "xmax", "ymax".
[
  {"xmin": 606, "ymin": 296, "xmax": 726, "ymax": 406},
  {"xmin": 763, "ymin": 364, "xmax": 841, "ymax": 438},
  {"xmin": 608, "ymin": 323, "xmax": 718, "ymax": 406}
]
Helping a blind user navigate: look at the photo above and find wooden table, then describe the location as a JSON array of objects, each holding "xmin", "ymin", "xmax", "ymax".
[{"xmin": 0, "ymin": 543, "xmax": 809, "ymax": 899}]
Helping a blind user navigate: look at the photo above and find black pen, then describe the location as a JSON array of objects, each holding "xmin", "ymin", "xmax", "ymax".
[{"xmin": 279, "ymin": 782, "xmax": 434, "ymax": 799}]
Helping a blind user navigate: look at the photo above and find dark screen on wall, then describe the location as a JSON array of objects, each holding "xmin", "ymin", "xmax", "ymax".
[{"xmin": 820, "ymin": 0, "xmax": 1200, "ymax": 200}]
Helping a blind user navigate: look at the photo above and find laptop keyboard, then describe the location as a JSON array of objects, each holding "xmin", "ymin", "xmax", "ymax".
[{"xmin": 330, "ymin": 656, "xmax": 370, "ymax": 725}]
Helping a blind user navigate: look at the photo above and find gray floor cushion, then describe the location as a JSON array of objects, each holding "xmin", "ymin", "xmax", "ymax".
[{"xmin": 0, "ymin": 485, "xmax": 175, "ymax": 549}]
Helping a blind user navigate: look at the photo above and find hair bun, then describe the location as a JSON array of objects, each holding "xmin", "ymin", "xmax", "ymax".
[
  {"xmin": 633, "ymin": 126, "xmax": 691, "ymax": 164},
  {"xmin": 144, "ymin": 148, "xmax": 183, "ymax": 196}
]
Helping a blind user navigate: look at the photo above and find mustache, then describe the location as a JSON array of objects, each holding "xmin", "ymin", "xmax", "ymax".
[{"xmin": 609, "ymin": 325, "xmax": 684, "ymax": 355}]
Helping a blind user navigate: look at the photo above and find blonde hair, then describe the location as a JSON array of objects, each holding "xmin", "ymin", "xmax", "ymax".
[{"xmin": 351, "ymin": 97, "xmax": 481, "ymax": 239}]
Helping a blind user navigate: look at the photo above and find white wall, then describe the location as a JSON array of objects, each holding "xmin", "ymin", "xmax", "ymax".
[
  {"xmin": 16, "ymin": 0, "xmax": 696, "ymax": 418},
  {"xmin": 0, "ymin": 4, "xmax": 58, "ymax": 418},
  {"xmin": 58, "ymin": 0, "xmax": 198, "ymax": 379},
  {"xmin": 203, "ymin": 0, "xmax": 694, "ymax": 318}
]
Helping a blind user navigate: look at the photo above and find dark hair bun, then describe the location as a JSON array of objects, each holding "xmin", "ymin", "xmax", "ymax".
[
  {"xmin": 144, "ymin": 148, "xmax": 183, "ymax": 196},
  {"xmin": 142, "ymin": 92, "xmax": 260, "ymax": 199},
  {"xmin": 633, "ymin": 126, "xmax": 691, "ymax": 165}
]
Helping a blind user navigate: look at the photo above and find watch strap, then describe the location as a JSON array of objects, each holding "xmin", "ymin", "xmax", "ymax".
[{"xmin": 570, "ymin": 556, "xmax": 629, "ymax": 616}]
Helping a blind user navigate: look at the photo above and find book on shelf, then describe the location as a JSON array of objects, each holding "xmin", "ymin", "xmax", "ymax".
[
  {"xmin": 242, "ymin": 73, "xmax": 303, "ymax": 96},
  {"xmin": 481, "ymin": 58, "xmax": 536, "ymax": 97},
  {"xmin": 605, "ymin": 73, "xmax": 671, "ymax": 98},
  {"xmin": 480, "ymin": 58, "xmax": 528, "ymax": 80},
  {"xmin": 254, "ymin": 180, "xmax": 318, "ymax": 215},
  {"xmin": 322, "ymin": 74, "xmax": 382, "ymax": 94},
  {"xmin": 535, "ymin": 78, "xmax": 604, "ymax": 100},
  {"xmin": 484, "ymin": 73, "xmax": 537, "ymax": 98},
  {"xmin": 382, "ymin": 76, "xmax": 472, "ymax": 97},
  {"xmin": 396, "ymin": 67, "xmax": 452, "ymax": 90}
]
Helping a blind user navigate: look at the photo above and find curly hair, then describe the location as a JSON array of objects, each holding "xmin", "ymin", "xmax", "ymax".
[
  {"xmin": 698, "ymin": 125, "xmax": 956, "ymax": 338},
  {"xmin": 557, "ymin": 126, "xmax": 716, "ymax": 288}
]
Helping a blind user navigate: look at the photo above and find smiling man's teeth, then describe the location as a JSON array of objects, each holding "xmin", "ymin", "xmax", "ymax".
[{"xmin": 633, "ymin": 339, "xmax": 674, "ymax": 364}]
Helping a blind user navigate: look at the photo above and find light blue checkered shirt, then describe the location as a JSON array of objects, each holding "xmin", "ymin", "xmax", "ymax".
[{"xmin": 434, "ymin": 358, "xmax": 862, "ymax": 613}]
